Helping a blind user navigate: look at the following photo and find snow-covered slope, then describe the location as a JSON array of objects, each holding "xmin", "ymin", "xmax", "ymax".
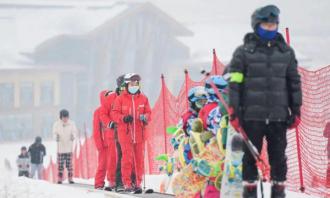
[{"xmin": 0, "ymin": 141, "xmax": 321, "ymax": 198}]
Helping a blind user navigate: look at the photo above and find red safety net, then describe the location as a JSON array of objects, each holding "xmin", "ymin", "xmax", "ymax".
[{"xmin": 43, "ymin": 49, "xmax": 330, "ymax": 197}]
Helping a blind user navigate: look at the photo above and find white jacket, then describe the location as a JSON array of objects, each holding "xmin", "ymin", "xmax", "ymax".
[{"xmin": 52, "ymin": 119, "xmax": 78, "ymax": 154}]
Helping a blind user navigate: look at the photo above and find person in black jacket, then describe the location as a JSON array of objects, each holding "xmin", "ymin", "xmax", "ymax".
[
  {"xmin": 228, "ymin": 5, "xmax": 302, "ymax": 198},
  {"xmin": 28, "ymin": 136, "xmax": 46, "ymax": 180}
]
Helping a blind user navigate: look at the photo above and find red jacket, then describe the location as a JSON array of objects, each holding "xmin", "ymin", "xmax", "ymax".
[
  {"xmin": 93, "ymin": 107, "xmax": 105, "ymax": 150},
  {"xmin": 99, "ymin": 91, "xmax": 118, "ymax": 141},
  {"xmin": 111, "ymin": 90, "xmax": 151, "ymax": 143}
]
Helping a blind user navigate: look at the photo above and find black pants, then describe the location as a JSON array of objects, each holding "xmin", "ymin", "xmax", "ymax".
[
  {"xmin": 19, "ymin": 170, "xmax": 29, "ymax": 177},
  {"xmin": 116, "ymin": 140, "xmax": 123, "ymax": 186},
  {"xmin": 57, "ymin": 152, "xmax": 73, "ymax": 179},
  {"xmin": 242, "ymin": 121, "xmax": 287, "ymax": 182}
]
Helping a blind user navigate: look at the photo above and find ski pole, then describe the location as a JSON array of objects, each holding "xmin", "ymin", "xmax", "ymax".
[{"xmin": 141, "ymin": 124, "xmax": 146, "ymax": 191}]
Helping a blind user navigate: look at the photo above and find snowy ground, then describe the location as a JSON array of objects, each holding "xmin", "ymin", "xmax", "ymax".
[{"xmin": 0, "ymin": 141, "xmax": 320, "ymax": 198}]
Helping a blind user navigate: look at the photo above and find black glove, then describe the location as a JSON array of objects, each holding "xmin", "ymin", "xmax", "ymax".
[
  {"xmin": 287, "ymin": 106, "xmax": 301, "ymax": 127},
  {"xmin": 139, "ymin": 114, "xmax": 148, "ymax": 125},
  {"xmin": 123, "ymin": 115, "xmax": 133, "ymax": 123},
  {"xmin": 108, "ymin": 121, "xmax": 117, "ymax": 129}
]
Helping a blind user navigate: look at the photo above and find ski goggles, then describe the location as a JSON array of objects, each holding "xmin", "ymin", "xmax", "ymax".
[{"xmin": 256, "ymin": 5, "xmax": 280, "ymax": 20}]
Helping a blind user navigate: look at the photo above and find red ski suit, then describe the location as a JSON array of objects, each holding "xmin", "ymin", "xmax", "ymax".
[
  {"xmin": 93, "ymin": 91, "xmax": 117, "ymax": 188},
  {"xmin": 111, "ymin": 90, "xmax": 151, "ymax": 188}
]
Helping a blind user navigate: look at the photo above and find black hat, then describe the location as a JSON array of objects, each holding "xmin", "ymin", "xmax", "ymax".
[
  {"xmin": 21, "ymin": 146, "xmax": 27, "ymax": 150},
  {"xmin": 59, "ymin": 109, "xmax": 69, "ymax": 119},
  {"xmin": 35, "ymin": 136, "xmax": 42, "ymax": 143},
  {"xmin": 116, "ymin": 74, "xmax": 125, "ymax": 88},
  {"xmin": 251, "ymin": 5, "xmax": 280, "ymax": 30}
]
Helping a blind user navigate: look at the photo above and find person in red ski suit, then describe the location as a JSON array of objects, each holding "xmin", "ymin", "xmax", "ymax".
[
  {"xmin": 94, "ymin": 75, "xmax": 126, "ymax": 190},
  {"xmin": 93, "ymin": 90, "xmax": 116, "ymax": 190},
  {"xmin": 98, "ymin": 75, "xmax": 126, "ymax": 191},
  {"xmin": 111, "ymin": 73, "xmax": 151, "ymax": 192}
]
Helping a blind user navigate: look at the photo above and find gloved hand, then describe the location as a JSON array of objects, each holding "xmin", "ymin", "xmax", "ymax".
[
  {"xmin": 228, "ymin": 107, "xmax": 241, "ymax": 132},
  {"xmin": 108, "ymin": 121, "xmax": 116, "ymax": 129},
  {"xmin": 287, "ymin": 107, "xmax": 301, "ymax": 129},
  {"xmin": 123, "ymin": 115, "xmax": 133, "ymax": 123},
  {"xmin": 139, "ymin": 114, "xmax": 148, "ymax": 125},
  {"xmin": 56, "ymin": 134, "xmax": 60, "ymax": 142}
]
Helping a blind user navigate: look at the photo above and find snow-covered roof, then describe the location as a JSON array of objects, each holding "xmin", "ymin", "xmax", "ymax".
[{"xmin": 0, "ymin": 0, "xmax": 131, "ymax": 65}]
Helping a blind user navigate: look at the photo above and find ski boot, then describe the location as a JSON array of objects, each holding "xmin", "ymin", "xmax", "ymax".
[
  {"xmin": 104, "ymin": 186, "xmax": 113, "ymax": 191},
  {"xmin": 123, "ymin": 186, "xmax": 135, "ymax": 193},
  {"xmin": 115, "ymin": 184, "xmax": 125, "ymax": 192},
  {"xmin": 133, "ymin": 186, "xmax": 143, "ymax": 194},
  {"xmin": 271, "ymin": 181, "xmax": 286, "ymax": 198},
  {"xmin": 243, "ymin": 181, "xmax": 257, "ymax": 198}
]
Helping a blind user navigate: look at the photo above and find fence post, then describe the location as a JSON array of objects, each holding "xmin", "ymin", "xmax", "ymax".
[
  {"xmin": 161, "ymin": 74, "xmax": 168, "ymax": 154},
  {"xmin": 84, "ymin": 123, "xmax": 90, "ymax": 178},
  {"xmin": 286, "ymin": 27, "xmax": 305, "ymax": 192},
  {"xmin": 184, "ymin": 69, "xmax": 189, "ymax": 111},
  {"xmin": 213, "ymin": 49, "xmax": 218, "ymax": 75}
]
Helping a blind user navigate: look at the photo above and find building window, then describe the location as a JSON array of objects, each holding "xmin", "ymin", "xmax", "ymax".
[
  {"xmin": 40, "ymin": 81, "xmax": 54, "ymax": 106},
  {"xmin": 0, "ymin": 114, "xmax": 33, "ymax": 141},
  {"xmin": 20, "ymin": 82, "xmax": 34, "ymax": 107},
  {"xmin": 41, "ymin": 113, "xmax": 54, "ymax": 138},
  {"xmin": 0, "ymin": 83, "xmax": 14, "ymax": 109}
]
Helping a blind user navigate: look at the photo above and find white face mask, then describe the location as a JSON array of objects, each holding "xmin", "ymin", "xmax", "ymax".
[{"xmin": 128, "ymin": 86, "xmax": 140, "ymax": 94}]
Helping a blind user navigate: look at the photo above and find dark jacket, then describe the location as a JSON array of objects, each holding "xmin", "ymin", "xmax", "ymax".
[
  {"xmin": 228, "ymin": 32, "xmax": 302, "ymax": 122},
  {"xmin": 28, "ymin": 143, "xmax": 46, "ymax": 164}
]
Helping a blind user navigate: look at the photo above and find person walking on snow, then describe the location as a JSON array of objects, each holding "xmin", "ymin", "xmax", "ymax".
[
  {"xmin": 16, "ymin": 146, "xmax": 30, "ymax": 177},
  {"xmin": 28, "ymin": 136, "xmax": 46, "ymax": 179},
  {"xmin": 111, "ymin": 73, "xmax": 151, "ymax": 192},
  {"xmin": 52, "ymin": 109, "xmax": 78, "ymax": 184},
  {"xmin": 227, "ymin": 5, "xmax": 302, "ymax": 198}
]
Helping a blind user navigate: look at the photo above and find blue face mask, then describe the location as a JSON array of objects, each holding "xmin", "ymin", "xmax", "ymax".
[
  {"xmin": 256, "ymin": 25, "xmax": 278, "ymax": 40},
  {"xmin": 128, "ymin": 86, "xmax": 139, "ymax": 94}
]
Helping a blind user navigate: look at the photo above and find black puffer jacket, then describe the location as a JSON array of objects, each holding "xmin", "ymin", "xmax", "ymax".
[
  {"xmin": 228, "ymin": 32, "xmax": 302, "ymax": 122},
  {"xmin": 28, "ymin": 143, "xmax": 46, "ymax": 164}
]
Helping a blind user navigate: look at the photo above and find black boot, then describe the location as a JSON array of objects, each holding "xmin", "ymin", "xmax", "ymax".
[
  {"xmin": 133, "ymin": 187, "xmax": 142, "ymax": 194},
  {"xmin": 243, "ymin": 181, "xmax": 257, "ymax": 198},
  {"xmin": 104, "ymin": 186, "xmax": 113, "ymax": 191},
  {"xmin": 115, "ymin": 184, "xmax": 125, "ymax": 192},
  {"xmin": 271, "ymin": 181, "xmax": 286, "ymax": 198}
]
